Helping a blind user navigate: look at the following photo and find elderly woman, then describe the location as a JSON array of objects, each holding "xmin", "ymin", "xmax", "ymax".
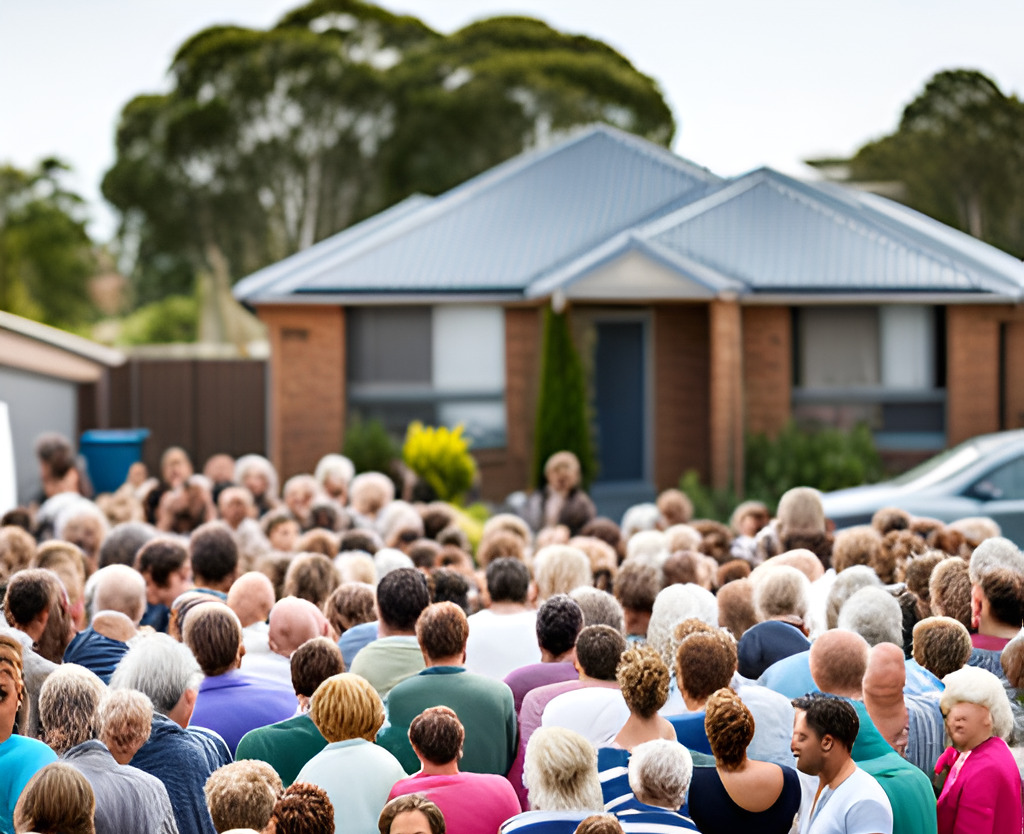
[
  {"xmin": 521, "ymin": 451, "xmax": 596, "ymax": 537},
  {"xmin": 204, "ymin": 760, "xmax": 282, "ymax": 834},
  {"xmin": 378, "ymin": 795, "xmax": 446, "ymax": 834},
  {"xmin": 13, "ymin": 761, "xmax": 95, "ymax": 834},
  {"xmin": 936, "ymin": 666, "xmax": 1023, "ymax": 834},
  {"xmin": 235, "ymin": 454, "xmax": 280, "ymax": 518},
  {"xmin": 687, "ymin": 688, "xmax": 800, "ymax": 834},
  {"xmin": 38, "ymin": 663, "xmax": 178, "ymax": 834},
  {"xmin": 295, "ymin": 673, "xmax": 407, "ymax": 834},
  {"xmin": 667, "ymin": 630, "xmax": 738, "ymax": 755},
  {"xmin": 265, "ymin": 782, "xmax": 334, "ymax": 834},
  {"xmin": 0, "ymin": 635, "xmax": 57, "ymax": 833}
]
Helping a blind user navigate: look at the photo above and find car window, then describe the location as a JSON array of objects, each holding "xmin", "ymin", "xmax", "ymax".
[{"xmin": 968, "ymin": 455, "xmax": 1024, "ymax": 501}]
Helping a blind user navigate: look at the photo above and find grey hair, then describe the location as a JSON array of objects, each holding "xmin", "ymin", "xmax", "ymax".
[
  {"xmin": 646, "ymin": 583, "xmax": 719, "ymax": 668},
  {"xmin": 969, "ymin": 537, "xmax": 1024, "ymax": 586},
  {"xmin": 750, "ymin": 564, "xmax": 811, "ymax": 621},
  {"xmin": 533, "ymin": 545, "xmax": 592, "ymax": 602},
  {"xmin": 373, "ymin": 548, "xmax": 415, "ymax": 581},
  {"xmin": 837, "ymin": 586, "xmax": 903, "ymax": 648},
  {"xmin": 626, "ymin": 530, "xmax": 669, "ymax": 564},
  {"xmin": 570, "ymin": 586, "xmax": 625, "ymax": 634},
  {"xmin": 375, "ymin": 501, "xmax": 423, "ymax": 541},
  {"xmin": 620, "ymin": 504, "xmax": 661, "ymax": 540},
  {"xmin": 314, "ymin": 454, "xmax": 355, "ymax": 489},
  {"xmin": 89, "ymin": 564, "xmax": 147, "ymax": 624},
  {"xmin": 663, "ymin": 525, "xmax": 703, "ymax": 554},
  {"xmin": 524, "ymin": 727, "xmax": 602, "ymax": 812},
  {"xmin": 627, "ymin": 739, "xmax": 693, "ymax": 809},
  {"xmin": 825, "ymin": 565, "xmax": 883, "ymax": 630},
  {"xmin": 941, "ymin": 665, "xmax": 1014, "ymax": 740},
  {"xmin": 38, "ymin": 664, "xmax": 107, "ymax": 753},
  {"xmin": 109, "ymin": 632, "xmax": 202, "ymax": 714},
  {"xmin": 234, "ymin": 454, "xmax": 279, "ymax": 499}
]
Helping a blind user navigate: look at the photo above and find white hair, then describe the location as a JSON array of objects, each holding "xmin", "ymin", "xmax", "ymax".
[
  {"xmin": 109, "ymin": 633, "xmax": 202, "ymax": 715},
  {"xmin": 626, "ymin": 530, "xmax": 669, "ymax": 565},
  {"xmin": 837, "ymin": 586, "xmax": 903, "ymax": 648},
  {"xmin": 664, "ymin": 525, "xmax": 702, "ymax": 553},
  {"xmin": 373, "ymin": 548, "xmax": 414, "ymax": 581},
  {"xmin": 569, "ymin": 586, "xmax": 625, "ymax": 634},
  {"xmin": 825, "ymin": 565, "xmax": 883, "ymax": 630},
  {"xmin": 375, "ymin": 500, "xmax": 423, "ymax": 541},
  {"xmin": 335, "ymin": 551, "xmax": 378, "ymax": 585},
  {"xmin": 234, "ymin": 455, "xmax": 279, "ymax": 499},
  {"xmin": 314, "ymin": 454, "xmax": 355, "ymax": 489},
  {"xmin": 941, "ymin": 665, "xmax": 1014, "ymax": 740},
  {"xmin": 54, "ymin": 499, "xmax": 110, "ymax": 542},
  {"xmin": 647, "ymin": 583, "xmax": 719, "ymax": 668},
  {"xmin": 750, "ymin": 563, "xmax": 811, "ymax": 621},
  {"xmin": 969, "ymin": 536, "xmax": 1024, "ymax": 586},
  {"xmin": 621, "ymin": 504, "xmax": 661, "ymax": 540},
  {"xmin": 628, "ymin": 739, "xmax": 693, "ymax": 809},
  {"xmin": 524, "ymin": 727, "xmax": 602, "ymax": 812}
]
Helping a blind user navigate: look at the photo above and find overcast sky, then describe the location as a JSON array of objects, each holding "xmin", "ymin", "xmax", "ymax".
[{"xmin": 3, "ymin": 0, "xmax": 1023, "ymax": 241}]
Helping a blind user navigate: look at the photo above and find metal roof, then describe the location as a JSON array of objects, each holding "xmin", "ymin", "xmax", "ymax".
[{"xmin": 234, "ymin": 124, "xmax": 720, "ymax": 303}]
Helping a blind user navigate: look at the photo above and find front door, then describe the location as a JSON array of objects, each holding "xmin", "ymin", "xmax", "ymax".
[{"xmin": 593, "ymin": 320, "xmax": 646, "ymax": 482}]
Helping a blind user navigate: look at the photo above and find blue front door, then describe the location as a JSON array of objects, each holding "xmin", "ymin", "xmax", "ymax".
[{"xmin": 593, "ymin": 320, "xmax": 645, "ymax": 482}]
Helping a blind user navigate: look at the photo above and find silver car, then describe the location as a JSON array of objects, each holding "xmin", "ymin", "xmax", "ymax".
[{"xmin": 821, "ymin": 429, "xmax": 1024, "ymax": 546}]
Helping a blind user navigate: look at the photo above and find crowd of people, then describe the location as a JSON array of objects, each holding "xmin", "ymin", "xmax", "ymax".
[{"xmin": 2, "ymin": 434, "xmax": 1024, "ymax": 834}]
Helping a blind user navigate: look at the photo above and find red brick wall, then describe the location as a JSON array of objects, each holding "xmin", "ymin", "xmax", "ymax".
[
  {"xmin": 743, "ymin": 306, "xmax": 792, "ymax": 437},
  {"xmin": 257, "ymin": 305, "xmax": 345, "ymax": 480},
  {"xmin": 709, "ymin": 299, "xmax": 743, "ymax": 490},
  {"xmin": 653, "ymin": 305, "xmax": 710, "ymax": 489}
]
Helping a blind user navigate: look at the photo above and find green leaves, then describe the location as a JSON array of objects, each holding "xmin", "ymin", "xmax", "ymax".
[{"xmin": 402, "ymin": 421, "xmax": 477, "ymax": 504}]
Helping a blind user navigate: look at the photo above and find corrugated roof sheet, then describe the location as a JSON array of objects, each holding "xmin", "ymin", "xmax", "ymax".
[
  {"xmin": 635, "ymin": 169, "xmax": 1024, "ymax": 297},
  {"xmin": 234, "ymin": 124, "xmax": 720, "ymax": 302}
]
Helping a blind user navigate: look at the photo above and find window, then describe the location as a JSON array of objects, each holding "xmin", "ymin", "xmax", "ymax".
[
  {"xmin": 346, "ymin": 305, "xmax": 506, "ymax": 447},
  {"xmin": 792, "ymin": 305, "xmax": 945, "ymax": 451}
]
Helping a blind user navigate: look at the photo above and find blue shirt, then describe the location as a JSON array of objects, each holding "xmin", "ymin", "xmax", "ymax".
[
  {"xmin": 63, "ymin": 628, "xmax": 129, "ymax": 684},
  {"xmin": 339, "ymin": 621, "xmax": 378, "ymax": 670},
  {"xmin": 190, "ymin": 669, "xmax": 296, "ymax": 755},
  {"xmin": 0, "ymin": 734, "xmax": 58, "ymax": 834}
]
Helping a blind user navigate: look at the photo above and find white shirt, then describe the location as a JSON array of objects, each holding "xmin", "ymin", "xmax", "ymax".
[
  {"xmin": 798, "ymin": 766, "xmax": 893, "ymax": 834},
  {"xmin": 465, "ymin": 609, "xmax": 540, "ymax": 679},
  {"xmin": 542, "ymin": 686, "xmax": 630, "ymax": 746}
]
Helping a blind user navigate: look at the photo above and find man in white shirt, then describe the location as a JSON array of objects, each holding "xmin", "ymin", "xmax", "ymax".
[
  {"xmin": 465, "ymin": 558, "xmax": 539, "ymax": 678},
  {"xmin": 791, "ymin": 693, "xmax": 893, "ymax": 834}
]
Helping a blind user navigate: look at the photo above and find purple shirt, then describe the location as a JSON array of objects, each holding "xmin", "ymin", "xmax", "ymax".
[
  {"xmin": 189, "ymin": 669, "xmax": 297, "ymax": 754},
  {"xmin": 504, "ymin": 662, "xmax": 579, "ymax": 715}
]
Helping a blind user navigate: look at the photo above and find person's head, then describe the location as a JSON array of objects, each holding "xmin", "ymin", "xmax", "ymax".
[
  {"xmin": 861, "ymin": 642, "xmax": 909, "ymax": 754},
  {"xmin": 524, "ymin": 726, "xmax": 602, "ymax": 811},
  {"xmin": 290, "ymin": 636, "xmax": 344, "ymax": 700},
  {"xmin": 824, "ymin": 565, "xmax": 883, "ymax": 630},
  {"xmin": 913, "ymin": 617, "xmax": 973, "ymax": 680},
  {"xmin": 477, "ymin": 531, "xmax": 526, "ymax": 569},
  {"xmin": 309, "ymin": 673, "xmax": 385, "ymax": 742},
  {"xmin": 377, "ymin": 795, "xmax": 445, "ymax": 834},
  {"xmin": 323, "ymin": 582, "xmax": 377, "ymax": 636},
  {"xmin": 235, "ymin": 455, "xmax": 278, "ymax": 501},
  {"xmin": 569, "ymin": 587, "xmax": 625, "ymax": 634},
  {"xmin": 977, "ymin": 567, "xmax": 1024, "ymax": 629},
  {"xmin": 264, "ymin": 510, "xmax": 301, "ymax": 552},
  {"xmin": 3, "ymin": 567, "xmax": 73, "ymax": 663},
  {"xmin": 283, "ymin": 474, "xmax": 319, "ymax": 525},
  {"xmin": 283, "ymin": 553, "xmax": 340, "ymax": 608},
  {"xmin": 56, "ymin": 506, "xmax": 109, "ymax": 567},
  {"xmin": 544, "ymin": 451, "xmax": 581, "ymax": 493},
  {"xmin": 675, "ymin": 630, "xmax": 737, "ymax": 704},
  {"xmin": 0, "ymin": 635, "xmax": 25, "ymax": 738},
  {"xmin": 226, "ymin": 571, "xmax": 276, "ymax": 628},
  {"xmin": 536, "ymin": 594, "xmax": 584, "ymax": 658},
  {"xmin": 13, "ymin": 761, "xmax": 95, "ymax": 834},
  {"xmin": 36, "ymin": 433, "xmax": 76, "ymax": 492},
  {"xmin": 268, "ymin": 596, "xmax": 331, "ymax": 657},
  {"xmin": 190, "ymin": 521, "xmax": 240, "ymax": 590},
  {"xmin": 416, "ymin": 602, "xmax": 468, "ymax": 663},
  {"xmin": 217, "ymin": 486, "xmax": 255, "ymax": 529},
  {"xmin": 969, "ymin": 536, "xmax": 1024, "ymax": 586},
  {"xmin": 616, "ymin": 644, "xmax": 669, "ymax": 719},
  {"xmin": 573, "ymin": 817, "xmax": 624, "ymax": 834},
  {"xmin": 109, "ymin": 632, "xmax": 202, "ymax": 721},
  {"xmin": 790, "ymin": 693, "xmax": 859, "ymax": 776},
  {"xmin": 268, "ymin": 782, "xmax": 335, "ymax": 834},
  {"xmin": 204, "ymin": 760, "xmax": 283, "ymax": 834},
  {"xmin": 409, "ymin": 705, "xmax": 464, "ymax": 765},
  {"xmin": 627, "ymin": 739, "xmax": 693, "ymax": 810},
  {"xmin": 314, "ymin": 454, "xmax": 355, "ymax": 505},
  {"xmin": 485, "ymin": 557, "xmax": 530, "ymax": 604},
  {"xmin": 38, "ymin": 663, "xmax": 106, "ymax": 754},
  {"xmin": 837, "ymin": 586, "xmax": 903, "ymax": 648},
  {"xmin": 809, "ymin": 629, "xmax": 870, "ymax": 698},
  {"xmin": 349, "ymin": 472, "xmax": 394, "ymax": 519},
  {"xmin": 160, "ymin": 446, "xmax": 193, "ymax": 487},
  {"xmin": 533, "ymin": 545, "xmax": 592, "ymax": 602},
  {"xmin": 136, "ymin": 537, "xmax": 192, "ymax": 605},
  {"xmin": 750, "ymin": 563, "xmax": 810, "ymax": 622},
  {"xmin": 614, "ymin": 560, "xmax": 660, "ymax": 617},
  {"xmin": 0, "ymin": 524, "xmax": 37, "ymax": 578},
  {"xmin": 575, "ymin": 624, "xmax": 627, "ymax": 681},
  {"xmin": 90, "ymin": 564, "xmax": 147, "ymax": 625},
  {"xmin": 929, "ymin": 556, "xmax": 972, "ymax": 628},
  {"xmin": 377, "ymin": 568, "xmax": 430, "ymax": 633},
  {"xmin": 657, "ymin": 488, "xmax": 694, "ymax": 528},
  {"xmin": 729, "ymin": 500, "xmax": 769, "ymax": 538},
  {"xmin": 776, "ymin": 487, "xmax": 826, "ymax": 538},
  {"xmin": 662, "ymin": 551, "xmax": 714, "ymax": 590},
  {"xmin": 96, "ymin": 688, "xmax": 153, "ymax": 765},
  {"xmin": 716, "ymin": 578, "xmax": 758, "ymax": 641},
  {"xmin": 646, "ymin": 583, "xmax": 719, "ymax": 669},
  {"xmin": 294, "ymin": 529, "xmax": 340, "ymax": 559},
  {"xmin": 831, "ymin": 526, "xmax": 881, "ymax": 574},
  {"xmin": 940, "ymin": 665, "xmax": 1013, "ymax": 749},
  {"xmin": 704, "ymin": 687, "xmax": 754, "ymax": 770},
  {"xmin": 182, "ymin": 602, "xmax": 244, "ymax": 677}
]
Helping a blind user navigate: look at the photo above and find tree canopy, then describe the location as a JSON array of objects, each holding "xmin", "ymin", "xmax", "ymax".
[
  {"xmin": 0, "ymin": 158, "xmax": 98, "ymax": 327},
  {"xmin": 842, "ymin": 69, "xmax": 1024, "ymax": 258},
  {"xmin": 102, "ymin": 0, "xmax": 675, "ymax": 302}
]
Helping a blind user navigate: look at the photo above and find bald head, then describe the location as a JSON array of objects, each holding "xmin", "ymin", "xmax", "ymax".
[
  {"xmin": 91, "ymin": 564, "xmax": 147, "ymax": 625},
  {"xmin": 769, "ymin": 549, "xmax": 824, "ymax": 583},
  {"xmin": 809, "ymin": 630, "xmax": 870, "ymax": 698},
  {"xmin": 863, "ymin": 642, "xmax": 909, "ymax": 754},
  {"xmin": 268, "ymin": 596, "xmax": 330, "ymax": 657},
  {"xmin": 227, "ymin": 572, "xmax": 276, "ymax": 628}
]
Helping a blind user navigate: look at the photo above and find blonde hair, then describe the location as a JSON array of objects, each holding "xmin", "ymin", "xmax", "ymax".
[
  {"xmin": 309, "ymin": 673, "xmax": 385, "ymax": 742},
  {"xmin": 97, "ymin": 689, "xmax": 153, "ymax": 762},
  {"xmin": 533, "ymin": 545, "xmax": 592, "ymax": 601},
  {"xmin": 38, "ymin": 664, "xmax": 106, "ymax": 754},
  {"xmin": 524, "ymin": 727, "xmax": 602, "ymax": 812},
  {"xmin": 14, "ymin": 762, "xmax": 96, "ymax": 834},
  {"xmin": 940, "ymin": 666, "xmax": 1013, "ymax": 740}
]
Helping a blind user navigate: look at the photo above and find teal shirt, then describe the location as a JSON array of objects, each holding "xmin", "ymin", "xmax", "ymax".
[
  {"xmin": 378, "ymin": 666, "xmax": 517, "ymax": 775},
  {"xmin": 236, "ymin": 712, "xmax": 328, "ymax": 786},
  {"xmin": 0, "ymin": 734, "xmax": 57, "ymax": 834},
  {"xmin": 851, "ymin": 699, "xmax": 937, "ymax": 834}
]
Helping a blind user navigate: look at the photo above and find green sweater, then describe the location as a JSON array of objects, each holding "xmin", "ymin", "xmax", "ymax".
[
  {"xmin": 378, "ymin": 666, "xmax": 517, "ymax": 775},
  {"xmin": 236, "ymin": 712, "xmax": 328, "ymax": 786}
]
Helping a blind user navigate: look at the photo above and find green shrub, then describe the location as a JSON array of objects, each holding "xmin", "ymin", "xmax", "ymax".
[
  {"xmin": 679, "ymin": 422, "xmax": 884, "ymax": 522},
  {"xmin": 403, "ymin": 422, "xmax": 477, "ymax": 504},
  {"xmin": 343, "ymin": 416, "xmax": 400, "ymax": 475},
  {"xmin": 532, "ymin": 306, "xmax": 596, "ymax": 488},
  {"xmin": 117, "ymin": 294, "xmax": 198, "ymax": 344}
]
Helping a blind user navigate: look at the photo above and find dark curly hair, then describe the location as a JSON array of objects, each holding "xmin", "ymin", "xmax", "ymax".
[
  {"xmin": 616, "ymin": 644, "xmax": 669, "ymax": 718},
  {"xmin": 704, "ymin": 687, "xmax": 754, "ymax": 770}
]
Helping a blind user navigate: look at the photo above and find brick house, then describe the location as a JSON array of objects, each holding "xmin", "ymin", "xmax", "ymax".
[{"xmin": 234, "ymin": 125, "xmax": 1024, "ymax": 503}]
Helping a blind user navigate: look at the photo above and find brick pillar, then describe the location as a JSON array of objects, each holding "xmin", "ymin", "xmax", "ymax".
[
  {"xmin": 709, "ymin": 297, "xmax": 744, "ymax": 491},
  {"xmin": 256, "ymin": 304, "xmax": 345, "ymax": 479},
  {"xmin": 743, "ymin": 306, "xmax": 791, "ymax": 437},
  {"xmin": 947, "ymin": 306, "xmax": 1000, "ymax": 445}
]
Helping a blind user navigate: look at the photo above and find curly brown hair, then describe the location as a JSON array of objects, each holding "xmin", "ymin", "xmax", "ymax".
[
  {"xmin": 876, "ymin": 529, "xmax": 925, "ymax": 584},
  {"xmin": 704, "ymin": 687, "xmax": 754, "ymax": 770},
  {"xmin": 271, "ymin": 782, "xmax": 335, "ymax": 834},
  {"xmin": 675, "ymin": 630, "xmax": 737, "ymax": 702},
  {"xmin": 832, "ymin": 526, "xmax": 880, "ymax": 574},
  {"xmin": 912, "ymin": 617, "xmax": 972, "ymax": 680},
  {"xmin": 616, "ymin": 644, "xmax": 669, "ymax": 718}
]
